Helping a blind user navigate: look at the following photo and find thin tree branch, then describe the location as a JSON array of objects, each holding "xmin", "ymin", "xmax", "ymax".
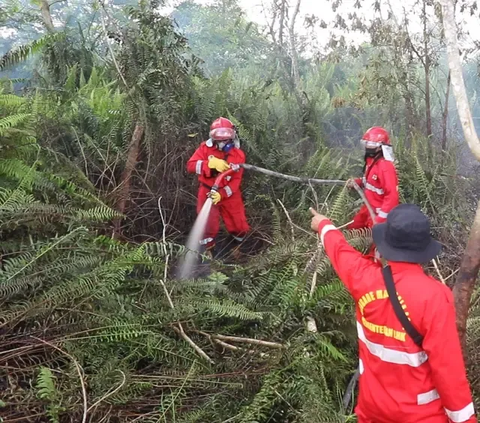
[
  {"xmin": 432, "ymin": 258, "xmax": 446, "ymax": 284},
  {"xmin": 172, "ymin": 325, "xmax": 215, "ymax": 364},
  {"xmin": 197, "ymin": 331, "xmax": 284, "ymax": 349},
  {"xmin": 87, "ymin": 370, "xmax": 126, "ymax": 412},
  {"xmin": 277, "ymin": 199, "xmax": 295, "ymax": 242},
  {"xmin": 99, "ymin": 2, "xmax": 129, "ymax": 90},
  {"xmin": 160, "ymin": 256, "xmax": 214, "ymax": 364}
]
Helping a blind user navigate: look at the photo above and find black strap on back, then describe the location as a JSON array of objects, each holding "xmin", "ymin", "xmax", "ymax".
[{"xmin": 382, "ymin": 264, "xmax": 424, "ymax": 347}]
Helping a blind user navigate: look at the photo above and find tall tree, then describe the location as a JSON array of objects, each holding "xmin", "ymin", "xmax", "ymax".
[{"xmin": 439, "ymin": 0, "xmax": 480, "ymax": 354}]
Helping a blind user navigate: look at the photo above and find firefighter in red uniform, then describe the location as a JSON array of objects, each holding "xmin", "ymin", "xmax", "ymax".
[
  {"xmin": 310, "ymin": 204, "xmax": 476, "ymax": 423},
  {"xmin": 347, "ymin": 127, "xmax": 399, "ymax": 229},
  {"xmin": 186, "ymin": 117, "xmax": 249, "ymax": 258}
]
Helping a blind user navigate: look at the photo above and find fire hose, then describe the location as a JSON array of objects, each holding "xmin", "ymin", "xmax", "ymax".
[{"xmin": 208, "ymin": 162, "xmax": 377, "ymax": 224}]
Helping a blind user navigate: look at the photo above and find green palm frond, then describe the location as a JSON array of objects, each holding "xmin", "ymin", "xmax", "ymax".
[
  {"xmin": 0, "ymin": 33, "xmax": 65, "ymax": 70},
  {"xmin": 0, "ymin": 113, "xmax": 32, "ymax": 136}
]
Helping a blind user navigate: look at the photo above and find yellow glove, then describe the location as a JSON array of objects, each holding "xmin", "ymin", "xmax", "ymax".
[
  {"xmin": 209, "ymin": 191, "xmax": 221, "ymax": 205},
  {"xmin": 208, "ymin": 156, "xmax": 230, "ymax": 172}
]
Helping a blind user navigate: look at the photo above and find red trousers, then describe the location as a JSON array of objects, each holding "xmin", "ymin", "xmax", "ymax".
[
  {"xmin": 356, "ymin": 408, "xmax": 449, "ymax": 423},
  {"xmin": 197, "ymin": 186, "xmax": 249, "ymax": 248},
  {"xmin": 347, "ymin": 205, "xmax": 376, "ymax": 256},
  {"xmin": 347, "ymin": 205, "xmax": 374, "ymax": 230}
]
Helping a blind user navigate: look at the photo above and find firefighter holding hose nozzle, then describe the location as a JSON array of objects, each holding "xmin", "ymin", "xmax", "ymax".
[
  {"xmin": 347, "ymin": 127, "xmax": 399, "ymax": 229},
  {"xmin": 186, "ymin": 117, "xmax": 250, "ymax": 259}
]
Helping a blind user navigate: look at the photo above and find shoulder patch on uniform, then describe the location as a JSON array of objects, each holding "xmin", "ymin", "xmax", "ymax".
[
  {"xmin": 206, "ymin": 138, "xmax": 213, "ymax": 148},
  {"xmin": 372, "ymin": 174, "xmax": 378, "ymax": 181}
]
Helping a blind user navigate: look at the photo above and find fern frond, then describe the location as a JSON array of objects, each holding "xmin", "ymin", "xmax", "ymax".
[
  {"xmin": 0, "ymin": 33, "xmax": 65, "ymax": 70},
  {"xmin": 0, "ymin": 114, "xmax": 32, "ymax": 136},
  {"xmin": 36, "ymin": 367, "xmax": 57, "ymax": 401},
  {"xmin": 187, "ymin": 298, "xmax": 265, "ymax": 321},
  {"xmin": 329, "ymin": 186, "xmax": 351, "ymax": 225},
  {"xmin": 74, "ymin": 205, "xmax": 122, "ymax": 222},
  {"xmin": 0, "ymin": 94, "xmax": 26, "ymax": 108}
]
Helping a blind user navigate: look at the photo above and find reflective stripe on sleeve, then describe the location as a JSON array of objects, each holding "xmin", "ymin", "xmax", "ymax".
[
  {"xmin": 320, "ymin": 224, "xmax": 337, "ymax": 245},
  {"xmin": 378, "ymin": 210, "xmax": 389, "ymax": 219},
  {"xmin": 357, "ymin": 322, "xmax": 428, "ymax": 367},
  {"xmin": 365, "ymin": 182, "xmax": 384, "ymax": 195},
  {"xmin": 445, "ymin": 403, "xmax": 475, "ymax": 422},
  {"xmin": 417, "ymin": 389, "xmax": 440, "ymax": 405},
  {"xmin": 359, "ymin": 358, "xmax": 364, "ymax": 375},
  {"xmin": 199, "ymin": 237, "xmax": 214, "ymax": 245},
  {"xmin": 224, "ymin": 186, "xmax": 233, "ymax": 197},
  {"xmin": 196, "ymin": 160, "xmax": 203, "ymax": 175}
]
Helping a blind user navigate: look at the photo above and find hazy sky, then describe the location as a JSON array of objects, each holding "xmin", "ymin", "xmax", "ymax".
[
  {"xmin": 182, "ymin": 0, "xmax": 480, "ymax": 53},
  {"xmin": 2, "ymin": 0, "xmax": 478, "ymax": 56}
]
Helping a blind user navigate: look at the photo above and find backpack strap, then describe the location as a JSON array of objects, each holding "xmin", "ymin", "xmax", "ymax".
[{"xmin": 382, "ymin": 264, "xmax": 424, "ymax": 348}]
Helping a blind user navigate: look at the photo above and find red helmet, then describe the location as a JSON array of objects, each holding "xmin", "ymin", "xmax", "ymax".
[
  {"xmin": 361, "ymin": 126, "xmax": 391, "ymax": 147},
  {"xmin": 209, "ymin": 117, "xmax": 235, "ymax": 141}
]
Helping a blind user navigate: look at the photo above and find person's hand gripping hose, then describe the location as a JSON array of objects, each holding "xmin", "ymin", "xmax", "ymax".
[{"xmin": 208, "ymin": 155, "xmax": 230, "ymax": 172}]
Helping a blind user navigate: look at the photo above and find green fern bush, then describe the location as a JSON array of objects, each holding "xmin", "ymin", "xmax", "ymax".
[{"xmin": 0, "ymin": 92, "xmax": 360, "ymax": 420}]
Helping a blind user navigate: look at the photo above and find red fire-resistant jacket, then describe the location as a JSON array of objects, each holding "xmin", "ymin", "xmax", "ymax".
[
  {"xmin": 318, "ymin": 219, "xmax": 477, "ymax": 423},
  {"xmin": 353, "ymin": 156, "xmax": 399, "ymax": 225},
  {"xmin": 186, "ymin": 141, "xmax": 246, "ymax": 201}
]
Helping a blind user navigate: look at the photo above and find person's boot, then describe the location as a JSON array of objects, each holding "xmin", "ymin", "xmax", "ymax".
[
  {"xmin": 199, "ymin": 243, "xmax": 216, "ymax": 262},
  {"xmin": 204, "ymin": 245, "xmax": 215, "ymax": 261},
  {"xmin": 229, "ymin": 244, "xmax": 240, "ymax": 261},
  {"xmin": 194, "ymin": 244, "xmax": 215, "ymax": 277},
  {"xmin": 225, "ymin": 235, "xmax": 245, "ymax": 263}
]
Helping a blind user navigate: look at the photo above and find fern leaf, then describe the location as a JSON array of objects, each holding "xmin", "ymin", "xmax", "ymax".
[{"xmin": 0, "ymin": 33, "xmax": 65, "ymax": 70}]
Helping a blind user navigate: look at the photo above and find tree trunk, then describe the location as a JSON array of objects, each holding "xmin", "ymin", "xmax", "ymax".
[
  {"xmin": 441, "ymin": 71, "xmax": 451, "ymax": 151},
  {"xmin": 401, "ymin": 67, "xmax": 416, "ymax": 141},
  {"xmin": 440, "ymin": 0, "xmax": 480, "ymax": 353},
  {"xmin": 113, "ymin": 122, "xmax": 145, "ymax": 238},
  {"xmin": 423, "ymin": 0, "xmax": 433, "ymax": 139},
  {"xmin": 278, "ymin": 0, "xmax": 286, "ymax": 48},
  {"xmin": 440, "ymin": 0, "xmax": 480, "ymax": 160},
  {"xmin": 39, "ymin": 0, "xmax": 55, "ymax": 32},
  {"xmin": 454, "ymin": 202, "xmax": 480, "ymax": 353},
  {"xmin": 288, "ymin": 0, "xmax": 302, "ymax": 89},
  {"xmin": 425, "ymin": 63, "xmax": 432, "ymax": 138}
]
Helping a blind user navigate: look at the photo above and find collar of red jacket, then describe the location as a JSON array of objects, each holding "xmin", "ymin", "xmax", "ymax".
[
  {"xmin": 385, "ymin": 261, "xmax": 424, "ymax": 273},
  {"xmin": 319, "ymin": 220, "xmax": 424, "ymax": 274},
  {"xmin": 363, "ymin": 252, "xmax": 423, "ymax": 273}
]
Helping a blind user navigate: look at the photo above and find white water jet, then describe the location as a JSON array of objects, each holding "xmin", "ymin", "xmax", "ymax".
[{"xmin": 177, "ymin": 198, "xmax": 213, "ymax": 280}]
